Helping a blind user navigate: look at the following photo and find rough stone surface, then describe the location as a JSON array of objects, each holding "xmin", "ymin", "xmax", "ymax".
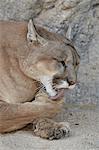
[{"xmin": 0, "ymin": 0, "xmax": 99, "ymax": 104}]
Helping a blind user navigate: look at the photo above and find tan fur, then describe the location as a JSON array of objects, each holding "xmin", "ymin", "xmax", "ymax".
[{"xmin": 0, "ymin": 20, "xmax": 80, "ymax": 139}]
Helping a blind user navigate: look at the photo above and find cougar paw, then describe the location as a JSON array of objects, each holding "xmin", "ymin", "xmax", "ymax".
[{"xmin": 32, "ymin": 119, "xmax": 71, "ymax": 140}]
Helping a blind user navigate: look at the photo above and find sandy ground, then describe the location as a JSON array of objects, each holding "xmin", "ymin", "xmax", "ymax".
[{"xmin": 0, "ymin": 104, "xmax": 99, "ymax": 150}]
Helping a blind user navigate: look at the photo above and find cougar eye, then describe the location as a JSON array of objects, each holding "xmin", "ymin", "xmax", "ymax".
[{"xmin": 60, "ymin": 61, "xmax": 66, "ymax": 68}]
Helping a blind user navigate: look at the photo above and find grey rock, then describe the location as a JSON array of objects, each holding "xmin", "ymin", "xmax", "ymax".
[{"xmin": 0, "ymin": 0, "xmax": 43, "ymax": 20}]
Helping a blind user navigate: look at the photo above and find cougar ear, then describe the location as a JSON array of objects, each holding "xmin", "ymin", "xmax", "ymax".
[
  {"xmin": 72, "ymin": 48, "xmax": 80, "ymax": 72},
  {"xmin": 27, "ymin": 19, "xmax": 37, "ymax": 42},
  {"xmin": 27, "ymin": 19, "xmax": 48, "ymax": 45}
]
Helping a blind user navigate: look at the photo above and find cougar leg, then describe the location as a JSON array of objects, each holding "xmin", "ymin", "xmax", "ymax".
[
  {"xmin": 32, "ymin": 92, "xmax": 70, "ymax": 140},
  {"xmin": 0, "ymin": 98, "xmax": 62, "ymax": 133}
]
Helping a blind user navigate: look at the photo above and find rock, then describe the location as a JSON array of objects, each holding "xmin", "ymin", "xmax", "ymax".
[
  {"xmin": 0, "ymin": 0, "xmax": 43, "ymax": 20},
  {"xmin": 0, "ymin": 0, "xmax": 99, "ymax": 104}
]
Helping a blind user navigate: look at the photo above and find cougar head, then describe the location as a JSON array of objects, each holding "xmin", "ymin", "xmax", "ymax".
[{"xmin": 22, "ymin": 19, "xmax": 80, "ymax": 100}]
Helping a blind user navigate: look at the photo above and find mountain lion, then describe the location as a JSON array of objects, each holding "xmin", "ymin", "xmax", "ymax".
[{"xmin": 0, "ymin": 20, "xmax": 80, "ymax": 139}]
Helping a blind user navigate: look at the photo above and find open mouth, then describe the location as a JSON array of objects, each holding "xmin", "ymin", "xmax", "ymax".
[
  {"xmin": 49, "ymin": 79, "xmax": 68, "ymax": 100},
  {"xmin": 48, "ymin": 83, "xmax": 76, "ymax": 100},
  {"xmin": 41, "ymin": 77, "xmax": 76, "ymax": 101},
  {"xmin": 49, "ymin": 89, "xmax": 65, "ymax": 100}
]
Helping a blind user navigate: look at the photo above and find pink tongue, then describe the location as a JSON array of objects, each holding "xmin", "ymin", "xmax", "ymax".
[{"xmin": 50, "ymin": 89, "xmax": 65, "ymax": 100}]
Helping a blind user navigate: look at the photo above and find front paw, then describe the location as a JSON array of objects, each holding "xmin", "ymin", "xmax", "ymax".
[{"xmin": 32, "ymin": 118, "xmax": 71, "ymax": 140}]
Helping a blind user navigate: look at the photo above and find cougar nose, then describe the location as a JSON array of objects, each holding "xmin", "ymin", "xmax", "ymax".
[
  {"xmin": 69, "ymin": 80, "xmax": 76, "ymax": 85},
  {"xmin": 67, "ymin": 79, "xmax": 76, "ymax": 85}
]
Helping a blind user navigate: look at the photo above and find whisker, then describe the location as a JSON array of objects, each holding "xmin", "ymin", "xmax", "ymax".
[
  {"xmin": 32, "ymin": 80, "xmax": 43, "ymax": 87},
  {"xmin": 34, "ymin": 85, "xmax": 43, "ymax": 91}
]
